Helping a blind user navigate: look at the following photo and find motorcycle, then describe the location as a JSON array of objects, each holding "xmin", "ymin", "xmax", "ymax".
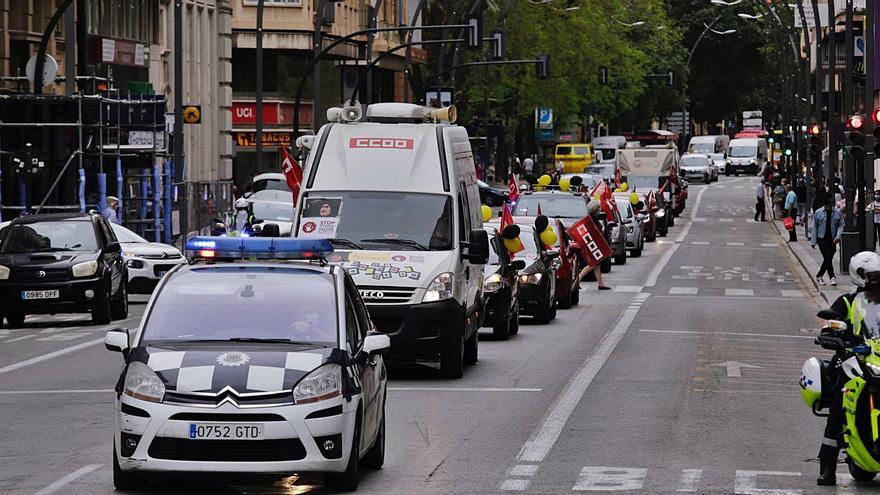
[{"xmin": 800, "ymin": 302, "xmax": 880, "ymax": 481}]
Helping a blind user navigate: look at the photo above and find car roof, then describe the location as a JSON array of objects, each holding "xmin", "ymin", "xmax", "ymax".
[
  {"xmin": 10, "ymin": 212, "xmax": 93, "ymax": 225},
  {"xmin": 179, "ymin": 261, "xmax": 335, "ymax": 276},
  {"xmin": 682, "ymin": 153, "xmax": 709, "ymax": 158}
]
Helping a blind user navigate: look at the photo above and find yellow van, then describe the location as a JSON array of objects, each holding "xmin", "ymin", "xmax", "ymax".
[{"xmin": 554, "ymin": 143, "xmax": 593, "ymax": 174}]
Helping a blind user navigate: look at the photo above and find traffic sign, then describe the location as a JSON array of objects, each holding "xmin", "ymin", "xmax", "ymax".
[{"xmin": 183, "ymin": 105, "xmax": 202, "ymax": 124}]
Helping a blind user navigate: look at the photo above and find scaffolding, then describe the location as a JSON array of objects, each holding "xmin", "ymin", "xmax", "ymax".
[{"xmin": 0, "ymin": 79, "xmax": 175, "ymax": 243}]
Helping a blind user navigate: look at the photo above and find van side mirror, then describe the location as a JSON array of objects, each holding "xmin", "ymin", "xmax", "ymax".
[
  {"xmin": 105, "ymin": 328, "xmax": 130, "ymax": 357},
  {"xmin": 464, "ymin": 229, "xmax": 490, "ymax": 264}
]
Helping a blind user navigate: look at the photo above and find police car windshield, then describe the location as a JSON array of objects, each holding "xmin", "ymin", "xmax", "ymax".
[
  {"xmin": 141, "ymin": 267, "xmax": 338, "ymax": 346},
  {"xmin": 301, "ymin": 191, "xmax": 453, "ymax": 251},
  {"xmin": 514, "ymin": 195, "xmax": 587, "ymax": 218},
  {"xmin": 0, "ymin": 221, "xmax": 98, "ymax": 253}
]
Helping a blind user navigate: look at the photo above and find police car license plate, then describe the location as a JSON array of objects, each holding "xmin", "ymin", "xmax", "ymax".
[
  {"xmin": 188, "ymin": 423, "xmax": 264, "ymax": 440},
  {"xmin": 21, "ymin": 290, "xmax": 59, "ymax": 300}
]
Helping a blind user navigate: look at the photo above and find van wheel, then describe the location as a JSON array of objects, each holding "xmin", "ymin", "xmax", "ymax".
[
  {"xmin": 325, "ymin": 414, "xmax": 361, "ymax": 491},
  {"xmin": 6, "ymin": 312, "xmax": 25, "ymax": 328},
  {"xmin": 440, "ymin": 329, "xmax": 464, "ymax": 378},
  {"xmin": 493, "ymin": 304, "xmax": 511, "ymax": 340},
  {"xmin": 847, "ymin": 458, "xmax": 877, "ymax": 481}
]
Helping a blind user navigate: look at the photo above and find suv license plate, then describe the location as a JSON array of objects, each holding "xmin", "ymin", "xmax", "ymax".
[
  {"xmin": 21, "ymin": 290, "xmax": 59, "ymax": 300},
  {"xmin": 188, "ymin": 423, "xmax": 264, "ymax": 440}
]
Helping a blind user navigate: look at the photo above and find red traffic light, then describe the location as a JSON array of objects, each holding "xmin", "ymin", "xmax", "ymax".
[
  {"xmin": 809, "ymin": 124, "xmax": 821, "ymax": 135},
  {"xmin": 872, "ymin": 108, "xmax": 880, "ymax": 125},
  {"xmin": 848, "ymin": 114, "xmax": 865, "ymax": 130}
]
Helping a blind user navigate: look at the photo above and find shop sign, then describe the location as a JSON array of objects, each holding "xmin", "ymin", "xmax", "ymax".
[
  {"xmin": 94, "ymin": 37, "xmax": 147, "ymax": 67},
  {"xmin": 128, "ymin": 131, "xmax": 165, "ymax": 149},
  {"xmin": 234, "ymin": 132, "xmax": 292, "ymax": 148}
]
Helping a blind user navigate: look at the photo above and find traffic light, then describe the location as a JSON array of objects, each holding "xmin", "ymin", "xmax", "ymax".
[
  {"xmin": 489, "ymin": 30, "xmax": 505, "ymax": 61},
  {"xmin": 847, "ymin": 114, "xmax": 866, "ymax": 159},
  {"xmin": 783, "ymin": 135, "xmax": 794, "ymax": 157},
  {"xmin": 767, "ymin": 135, "xmax": 775, "ymax": 145},
  {"xmin": 467, "ymin": 17, "xmax": 483, "ymax": 50},
  {"xmin": 808, "ymin": 124, "xmax": 821, "ymax": 157},
  {"xmin": 872, "ymin": 108, "xmax": 880, "ymax": 156},
  {"xmin": 536, "ymin": 54, "xmax": 549, "ymax": 80},
  {"xmin": 599, "ymin": 66, "xmax": 608, "ymax": 85}
]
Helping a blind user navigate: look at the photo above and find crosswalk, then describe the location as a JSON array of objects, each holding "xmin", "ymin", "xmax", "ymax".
[{"xmin": 631, "ymin": 286, "xmax": 811, "ymax": 298}]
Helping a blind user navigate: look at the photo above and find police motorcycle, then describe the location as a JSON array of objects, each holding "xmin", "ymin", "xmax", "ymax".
[{"xmin": 801, "ymin": 299, "xmax": 880, "ymax": 481}]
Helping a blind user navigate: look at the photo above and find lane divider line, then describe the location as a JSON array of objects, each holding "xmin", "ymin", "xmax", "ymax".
[
  {"xmin": 638, "ymin": 329, "xmax": 813, "ymax": 340},
  {"xmin": 32, "ymin": 464, "xmax": 101, "ymax": 495},
  {"xmin": 0, "ymin": 337, "xmax": 105, "ymax": 374}
]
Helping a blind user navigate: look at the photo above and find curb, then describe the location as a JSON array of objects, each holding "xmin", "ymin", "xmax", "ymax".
[{"xmin": 771, "ymin": 219, "xmax": 832, "ymax": 306}]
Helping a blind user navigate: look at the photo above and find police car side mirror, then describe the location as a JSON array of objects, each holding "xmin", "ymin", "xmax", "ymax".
[
  {"xmin": 464, "ymin": 229, "xmax": 490, "ymax": 264},
  {"xmin": 363, "ymin": 333, "xmax": 391, "ymax": 356},
  {"xmin": 104, "ymin": 327, "xmax": 130, "ymax": 356}
]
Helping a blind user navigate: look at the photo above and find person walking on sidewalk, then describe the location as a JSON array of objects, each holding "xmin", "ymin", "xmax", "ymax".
[
  {"xmin": 755, "ymin": 180, "xmax": 766, "ymax": 222},
  {"xmin": 784, "ymin": 183, "xmax": 798, "ymax": 242},
  {"xmin": 811, "ymin": 196, "xmax": 844, "ymax": 286}
]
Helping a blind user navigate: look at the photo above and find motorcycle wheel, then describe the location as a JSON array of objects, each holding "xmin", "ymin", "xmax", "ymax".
[{"xmin": 847, "ymin": 458, "xmax": 878, "ymax": 481}]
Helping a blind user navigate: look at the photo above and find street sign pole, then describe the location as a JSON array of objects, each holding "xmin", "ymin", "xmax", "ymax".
[{"xmin": 864, "ymin": 0, "xmax": 875, "ymax": 251}]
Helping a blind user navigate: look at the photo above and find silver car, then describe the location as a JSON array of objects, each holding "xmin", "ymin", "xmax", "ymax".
[
  {"xmin": 613, "ymin": 195, "xmax": 645, "ymax": 258},
  {"xmin": 708, "ymin": 153, "xmax": 729, "ymax": 175},
  {"xmin": 680, "ymin": 153, "xmax": 718, "ymax": 183}
]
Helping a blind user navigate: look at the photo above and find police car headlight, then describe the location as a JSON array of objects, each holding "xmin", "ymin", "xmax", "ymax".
[
  {"xmin": 0, "ymin": 265, "xmax": 9, "ymax": 280},
  {"xmin": 423, "ymin": 272, "xmax": 454, "ymax": 302},
  {"xmin": 72, "ymin": 260, "xmax": 98, "ymax": 278},
  {"xmin": 123, "ymin": 361, "xmax": 165, "ymax": 403},
  {"xmin": 294, "ymin": 364, "xmax": 342, "ymax": 404},
  {"xmin": 519, "ymin": 273, "xmax": 543, "ymax": 285},
  {"xmin": 484, "ymin": 274, "xmax": 504, "ymax": 293}
]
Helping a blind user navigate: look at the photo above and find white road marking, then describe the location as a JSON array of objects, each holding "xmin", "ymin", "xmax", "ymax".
[
  {"xmin": 676, "ymin": 469, "xmax": 702, "ymax": 493},
  {"xmin": 726, "ymin": 242, "xmax": 745, "ymax": 246},
  {"xmin": 0, "ymin": 337, "xmax": 105, "ymax": 374},
  {"xmin": 645, "ymin": 187, "xmax": 708, "ymax": 288},
  {"xmin": 669, "ymin": 287, "xmax": 699, "ymax": 295},
  {"xmin": 733, "ymin": 470, "xmax": 801, "ymax": 495},
  {"xmin": 573, "ymin": 466, "xmax": 647, "ymax": 491},
  {"xmin": 692, "ymin": 218, "xmax": 706, "ymax": 222},
  {"xmin": 389, "ymin": 387, "xmax": 542, "ymax": 392},
  {"xmin": 32, "ymin": 464, "xmax": 101, "ymax": 495},
  {"xmin": 499, "ymin": 479, "xmax": 530, "ymax": 491},
  {"xmin": 4, "ymin": 334, "xmax": 37, "ymax": 343},
  {"xmin": 507, "ymin": 465, "xmax": 539, "ymax": 477},
  {"xmin": 655, "ymin": 294, "xmax": 808, "ymax": 302},
  {"xmin": 690, "ymin": 241, "xmax": 709, "ymax": 245},
  {"xmin": 711, "ymin": 360, "xmax": 760, "ymax": 378},
  {"xmin": 638, "ymin": 329, "xmax": 813, "ymax": 340},
  {"xmin": 515, "ymin": 297, "xmax": 648, "ymax": 463},
  {"xmin": 0, "ymin": 389, "xmax": 114, "ymax": 395},
  {"xmin": 612, "ymin": 286, "xmax": 643, "ymax": 293},
  {"xmin": 719, "ymin": 218, "xmax": 733, "ymax": 223},
  {"xmin": 761, "ymin": 243, "xmax": 779, "ymax": 247},
  {"xmin": 725, "ymin": 288, "xmax": 754, "ymax": 297},
  {"xmin": 781, "ymin": 290, "xmax": 806, "ymax": 298}
]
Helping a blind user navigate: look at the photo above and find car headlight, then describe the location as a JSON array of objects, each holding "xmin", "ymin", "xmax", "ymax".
[
  {"xmin": 655, "ymin": 209, "xmax": 666, "ymax": 218},
  {"xmin": 626, "ymin": 225, "xmax": 634, "ymax": 234},
  {"xmin": 519, "ymin": 272, "xmax": 543, "ymax": 285},
  {"xmin": 293, "ymin": 364, "xmax": 342, "ymax": 404},
  {"xmin": 423, "ymin": 272, "xmax": 454, "ymax": 302},
  {"xmin": 72, "ymin": 260, "xmax": 98, "ymax": 278},
  {"xmin": 123, "ymin": 361, "xmax": 166, "ymax": 403},
  {"xmin": 0, "ymin": 265, "xmax": 9, "ymax": 280},
  {"xmin": 484, "ymin": 273, "xmax": 504, "ymax": 293}
]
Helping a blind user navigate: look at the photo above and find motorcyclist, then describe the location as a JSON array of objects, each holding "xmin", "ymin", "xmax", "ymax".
[
  {"xmin": 232, "ymin": 197, "xmax": 255, "ymax": 236},
  {"xmin": 816, "ymin": 250, "xmax": 880, "ymax": 485}
]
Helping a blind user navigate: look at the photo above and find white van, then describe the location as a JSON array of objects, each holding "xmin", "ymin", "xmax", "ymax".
[
  {"xmin": 686, "ymin": 135, "xmax": 729, "ymax": 156},
  {"xmin": 726, "ymin": 137, "xmax": 768, "ymax": 175},
  {"xmin": 592, "ymin": 135, "xmax": 627, "ymax": 164},
  {"xmin": 294, "ymin": 103, "xmax": 489, "ymax": 378}
]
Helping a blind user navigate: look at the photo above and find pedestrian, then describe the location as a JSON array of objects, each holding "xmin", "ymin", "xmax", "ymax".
[
  {"xmin": 576, "ymin": 200, "xmax": 611, "ymax": 291},
  {"xmin": 523, "ymin": 155, "xmax": 534, "ymax": 176},
  {"xmin": 784, "ymin": 182, "xmax": 798, "ymax": 242},
  {"xmin": 795, "ymin": 178, "xmax": 807, "ymax": 227},
  {"xmin": 870, "ymin": 190, "xmax": 880, "ymax": 248},
  {"xmin": 555, "ymin": 159, "xmax": 565, "ymax": 177},
  {"xmin": 811, "ymin": 196, "xmax": 843, "ymax": 286},
  {"xmin": 754, "ymin": 180, "xmax": 766, "ymax": 222},
  {"xmin": 487, "ymin": 161, "xmax": 496, "ymax": 182},
  {"xmin": 102, "ymin": 196, "xmax": 120, "ymax": 224}
]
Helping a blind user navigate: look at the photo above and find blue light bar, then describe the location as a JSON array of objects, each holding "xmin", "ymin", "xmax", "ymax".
[{"xmin": 185, "ymin": 237, "xmax": 333, "ymax": 260}]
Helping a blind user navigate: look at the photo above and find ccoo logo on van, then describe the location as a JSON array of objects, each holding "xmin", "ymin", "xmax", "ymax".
[{"xmin": 349, "ymin": 137, "xmax": 414, "ymax": 150}]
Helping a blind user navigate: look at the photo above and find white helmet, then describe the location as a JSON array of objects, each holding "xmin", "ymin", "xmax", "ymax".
[
  {"xmin": 234, "ymin": 197, "xmax": 249, "ymax": 210},
  {"xmin": 848, "ymin": 251, "xmax": 880, "ymax": 288}
]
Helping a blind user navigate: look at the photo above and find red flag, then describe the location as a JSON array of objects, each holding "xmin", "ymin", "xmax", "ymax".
[
  {"xmin": 508, "ymin": 174, "xmax": 520, "ymax": 203},
  {"xmin": 280, "ymin": 146, "xmax": 303, "ymax": 199},
  {"xmin": 566, "ymin": 215, "xmax": 613, "ymax": 267}
]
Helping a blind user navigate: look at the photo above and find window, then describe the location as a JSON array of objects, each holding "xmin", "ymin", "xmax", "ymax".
[
  {"xmin": 243, "ymin": 0, "xmax": 302, "ymax": 5},
  {"xmin": 344, "ymin": 280, "xmax": 363, "ymax": 350}
]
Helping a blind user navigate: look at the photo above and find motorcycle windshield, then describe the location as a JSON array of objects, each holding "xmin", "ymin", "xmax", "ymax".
[{"xmin": 853, "ymin": 292, "xmax": 880, "ymax": 339}]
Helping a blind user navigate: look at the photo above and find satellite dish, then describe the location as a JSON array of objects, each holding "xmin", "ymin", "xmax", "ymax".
[{"xmin": 25, "ymin": 54, "xmax": 59, "ymax": 86}]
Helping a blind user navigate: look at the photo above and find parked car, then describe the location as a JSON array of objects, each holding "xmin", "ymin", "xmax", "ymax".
[
  {"xmin": 112, "ymin": 223, "xmax": 186, "ymax": 294},
  {"xmin": 626, "ymin": 191, "xmax": 659, "ymax": 242},
  {"xmin": 488, "ymin": 222, "xmax": 558, "ymax": 323},
  {"xmin": 481, "ymin": 229, "xmax": 525, "ymax": 339},
  {"xmin": 680, "ymin": 153, "xmax": 717, "ymax": 183},
  {"xmin": 612, "ymin": 195, "xmax": 645, "ymax": 257},
  {"xmin": 708, "ymin": 153, "xmax": 729, "ymax": 175},
  {"xmin": 477, "ymin": 180, "xmax": 510, "ymax": 206},
  {"xmin": 0, "ymin": 212, "xmax": 128, "ymax": 326},
  {"xmin": 607, "ymin": 204, "xmax": 628, "ymax": 265}
]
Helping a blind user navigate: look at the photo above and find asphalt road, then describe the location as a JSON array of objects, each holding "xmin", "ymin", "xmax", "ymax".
[{"xmin": 2, "ymin": 176, "xmax": 874, "ymax": 494}]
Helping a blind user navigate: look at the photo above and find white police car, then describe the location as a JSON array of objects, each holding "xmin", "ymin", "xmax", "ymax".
[{"xmin": 104, "ymin": 237, "xmax": 390, "ymax": 491}]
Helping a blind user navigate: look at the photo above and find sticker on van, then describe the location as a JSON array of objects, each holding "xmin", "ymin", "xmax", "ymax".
[{"xmin": 349, "ymin": 138, "xmax": 415, "ymax": 150}]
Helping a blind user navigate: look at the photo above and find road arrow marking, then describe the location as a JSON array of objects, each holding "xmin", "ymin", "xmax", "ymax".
[{"xmin": 712, "ymin": 361, "xmax": 760, "ymax": 377}]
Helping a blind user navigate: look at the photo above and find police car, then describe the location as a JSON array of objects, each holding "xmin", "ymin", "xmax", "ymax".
[{"xmin": 104, "ymin": 237, "xmax": 389, "ymax": 491}]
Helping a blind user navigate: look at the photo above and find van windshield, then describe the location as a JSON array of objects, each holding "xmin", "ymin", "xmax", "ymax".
[
  {"xmin": 729, "ymin": 146, "xmax": 756, "ymax": 158},
  {"xmin": 299, "ymin": 191, "xmax": 453, "ymax": 251},
  {"xmin": 690, "ymin": 143, "xmax": 714, "ymax": 154}
]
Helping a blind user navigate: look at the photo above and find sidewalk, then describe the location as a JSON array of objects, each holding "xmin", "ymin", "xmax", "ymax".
[{"xmin": 770, "ymin": 217, "xmax": 845, "ymax": 306}]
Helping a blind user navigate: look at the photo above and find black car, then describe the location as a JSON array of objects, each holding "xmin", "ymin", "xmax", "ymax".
[
  {"xmin": 0, "ymin": 212, "xmax": 128, "ymax": 326},
  {"xmin": 478, "ymin": 180, "xmax": 510, "ymax": 206},
  {"xmin": 481, "ymin": 229, "xmax": 526, "ymax": 340},
  {"xmin": 511, "ymin": 225, "xmax": 558, "ymax": 324}
]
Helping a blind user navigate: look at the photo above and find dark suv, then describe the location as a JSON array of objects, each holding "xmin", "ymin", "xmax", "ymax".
[{"xmin": 0, "ymin": 213, "xmax": 128, "ymax": 326}]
